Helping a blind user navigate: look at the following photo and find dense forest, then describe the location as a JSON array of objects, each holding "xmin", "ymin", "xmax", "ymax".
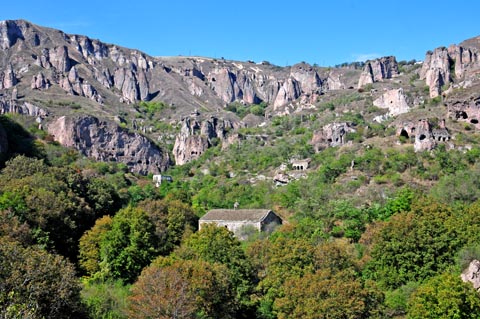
[{"xmin": 2, "ymin": 110, "xmax": 480, "ymax": 319}]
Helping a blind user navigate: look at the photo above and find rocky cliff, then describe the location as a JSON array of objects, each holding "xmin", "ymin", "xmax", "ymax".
[
  {"xmin": 172, "ymin": 116, "xmax": 243, "ymax": 165},
  {"xmin": 373, "ymin": 88, "xmax": 410, "ymax": 117},
  {"xmin": 0, "ymin": 19, "xmax": 336, "ymax": 115},
  {"xmin": 48, "ymin": 115, "xmax": 170, "ymax": 174},
  {"xmin": 446, "ymin": 90, "xmax": 480, "ymax": 129},
  {"xmin": 357, "ymin": 56, "xmax": 399, "ymax": 88},
  {"xmin": 3, "ymin": 19, "xmax": 480, "ymax": 174},
  {"xmin": 420, "ymin": 40, "xmax": 480, "ymax": 97}
]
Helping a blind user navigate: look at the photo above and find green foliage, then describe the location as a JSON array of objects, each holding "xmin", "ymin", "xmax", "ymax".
[
  {"xmin": 0, "ymin": 115, "xmax": 45, "ymax": 164},
  {"xmin": 0, "ymin": 237, "xmax": 84, "ymax": 318},
  {"xmin": 99, "ymin": 206, "xmax": 158, "ymax": 283},
  {"xmin": 247, "ymin": 235, "xmax": 316, "ymax": 318},
  {"xmin": 137, "ymin": 198, "xmax": 197, "ymax": 254},
  {"xmin": 384, "ymin": 281, "xmax": 419, "ymax": 317},
  {"xmin": 0, "ymin": 159, "xmax": 111, "ymax": 260},
  {"xmin": 273, "ymin": 269, "xmax": 383, "ymax": 319},
  {"xmin": 135, "ymin": 101, "xmax": 169, "ymax": 119},
  {"xmin": 430, "ymin": 167, "xmax": 480, "ymax": 204},
  {"xmin": 127, "ymin": 184, "xmax": 159, "ymax": 205},
  {"xmin": 176, "ymin": 224, "xmax": 256, "ymax": 315},
  {"xmin": 363, "ymin": 199, "xmax": 477, "ymax": 289},
  {"xmin": 227, "ymin": 101, "xmax": 268, "ymax": 118},
  {"xmin": 407, "ymin": 272, "xmax": 480, "ymax": 318},
  {"xmin": 79, "ymin": 215, "xmax": 113, "ymax": 276},
  {"xmin": 128, "ymin": 259, "xmax": 235, "ymax": 319},
  {"xmin": 81, "ymin": 279, "xmax": 129, "ymax": 319}
]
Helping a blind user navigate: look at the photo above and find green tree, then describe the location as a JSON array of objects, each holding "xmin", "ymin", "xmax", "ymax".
[
  {"xmin": 247, "ymin": 235, "xmax": 316, "ymax": 319},
  {"xmin": 0, "ymin": 237, "xmax": 84, "ymax": 318},
  {"xmin": 274, "ymin": 269, "xmax": 383, "ymax": 319},
  {"xmin": 363, "ymin": 199, "xmax": 463, "ymax": 289},
  {"xmin": 137, "ymin": 198, "xmax": 197, "ymax": 255},
  {"xmin": 128, "ymin": 259, "xmax": 235, "ymax": 319},
  {"xmin": 176, "ymin": 224, "xmax": 256, "ymax": 316},
  {"xmin": 100, "ymin": 206, "xmax": 158, "ymax": 283},
  {"xmin": 407, "ymin": 272, "xmax": 480, "ymax": 318},
  {"xmin": 79, "ymin": 215, "xmax": 113, "ymax": 276}
]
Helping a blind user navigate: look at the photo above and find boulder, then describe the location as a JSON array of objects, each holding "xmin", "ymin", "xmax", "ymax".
[
  {"xmin": 50, "ymin": 46, "xmax": 71, "ymax": 72},
  {"xmin": 31, "ymin": 72, "xmax": 49, "ymax": 90},
  {"xmin": 461, "ymin": 259, "xmax": 480, "ymax": 290}
]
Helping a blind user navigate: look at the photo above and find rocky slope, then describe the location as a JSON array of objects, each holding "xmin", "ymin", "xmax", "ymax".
[{"xmin": 1, "ymin": 19, "xmax": 480, "ymax": 172}]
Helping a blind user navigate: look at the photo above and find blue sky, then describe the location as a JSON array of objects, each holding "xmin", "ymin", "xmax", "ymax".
[{"xmin": 2, "ymin": 0, "xmax": 479, "ymax": 66}]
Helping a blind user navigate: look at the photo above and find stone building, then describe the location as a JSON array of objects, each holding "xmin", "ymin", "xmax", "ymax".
[
  {"xmin": 199, "ymin": 209, "xmax": 282, "ymax": 239},
  {"xmin": 291, "ymin": 158, "xmax": 311, "ymax": 171}
]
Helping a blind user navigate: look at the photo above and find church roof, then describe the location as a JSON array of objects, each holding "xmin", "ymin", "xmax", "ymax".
[{"xmin": 200, "ymin": 209, "xmax": 274, "ymax": 222}]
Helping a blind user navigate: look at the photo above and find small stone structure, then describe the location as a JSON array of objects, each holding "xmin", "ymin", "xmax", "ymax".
[
  {"xmin": 152, "ymin": 174, "xmax": 173, "ymax": 187},
  {"xmin": 199, "ymin": 209, "xmax": 282, "ymax": 239},
  {"xmin": 396, "ymin": 119, "xmax": 451, "ymax": 152},
  {"xmin": 291, "ymin": 158, "xmax": 311, "ymax": 171}
]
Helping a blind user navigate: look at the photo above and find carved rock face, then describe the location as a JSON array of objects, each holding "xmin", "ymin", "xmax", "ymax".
[
  {"xmin": 447, "ymin": 95, "xmax": 480, "ymax": 129},
  {"xmin": 172, "ymin": 116, "xmax": 242, "ymax": 165},
  {"xmin": 310, "ymin": 122, "xmax": 355, "ymax": 152},
  {"xmin": 47, "ymin": 115, "xmax": 170, "ymax": 175}
]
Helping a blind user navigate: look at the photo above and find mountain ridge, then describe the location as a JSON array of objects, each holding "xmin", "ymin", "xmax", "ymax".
[{"xmin": 2, "ymin": 19, "xmax": 480, "ymax": 174}]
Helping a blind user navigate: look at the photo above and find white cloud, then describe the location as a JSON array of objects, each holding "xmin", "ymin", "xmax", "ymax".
[{"xmin": 351, "ymin": 53, "xmax": 381, "ymax": 62}]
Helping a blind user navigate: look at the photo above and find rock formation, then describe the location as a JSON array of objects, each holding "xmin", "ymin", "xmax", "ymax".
[
  {"xmin": 461, "ymin": 259, "xmax": 480, "ymax": 290},
  {"xmin": 0, "ymin": 19, "xmax": 332, "ymax": 118},
  {"xmin": 31, "ymin": 72, "xmax": 49, "ymax": 90},
  {"xmin": 421, "ymin": 41, "xmax": 480, "ymax": 98},
  {"xmin": 0, "ymin": 64, "xmax": 17, "ymax": 90},
  {"xmin": 310, "ymin": 122, "xmax": 356, "ymax": 152},
  {"xmin": 0, "ymin": 98, "xmax": 48, "ymax": 117},
  {"xmin": 173, "ymin": 116, "xmax": 243, "ymax": 165},
  {"xmin": 47, "ymin": 115, "xmax": 170, "ymax": 174},
  {"xmin": 326, "ymin": 70, "xmax": 346, "ymax": 90},
  {"xmin": 357, "ymin": 56, "xmax": 399, "ymax": 88},
  {"xmin": 396, "ymin": 119, "xmax": 451, "ymax": 152},
  {"xmin": 447, "ymin": 94, "xmax": 480, "ymax": 129},
  {"xmin": 373, "ymin": 88, "xmax": 410, "ymax": 116}
]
